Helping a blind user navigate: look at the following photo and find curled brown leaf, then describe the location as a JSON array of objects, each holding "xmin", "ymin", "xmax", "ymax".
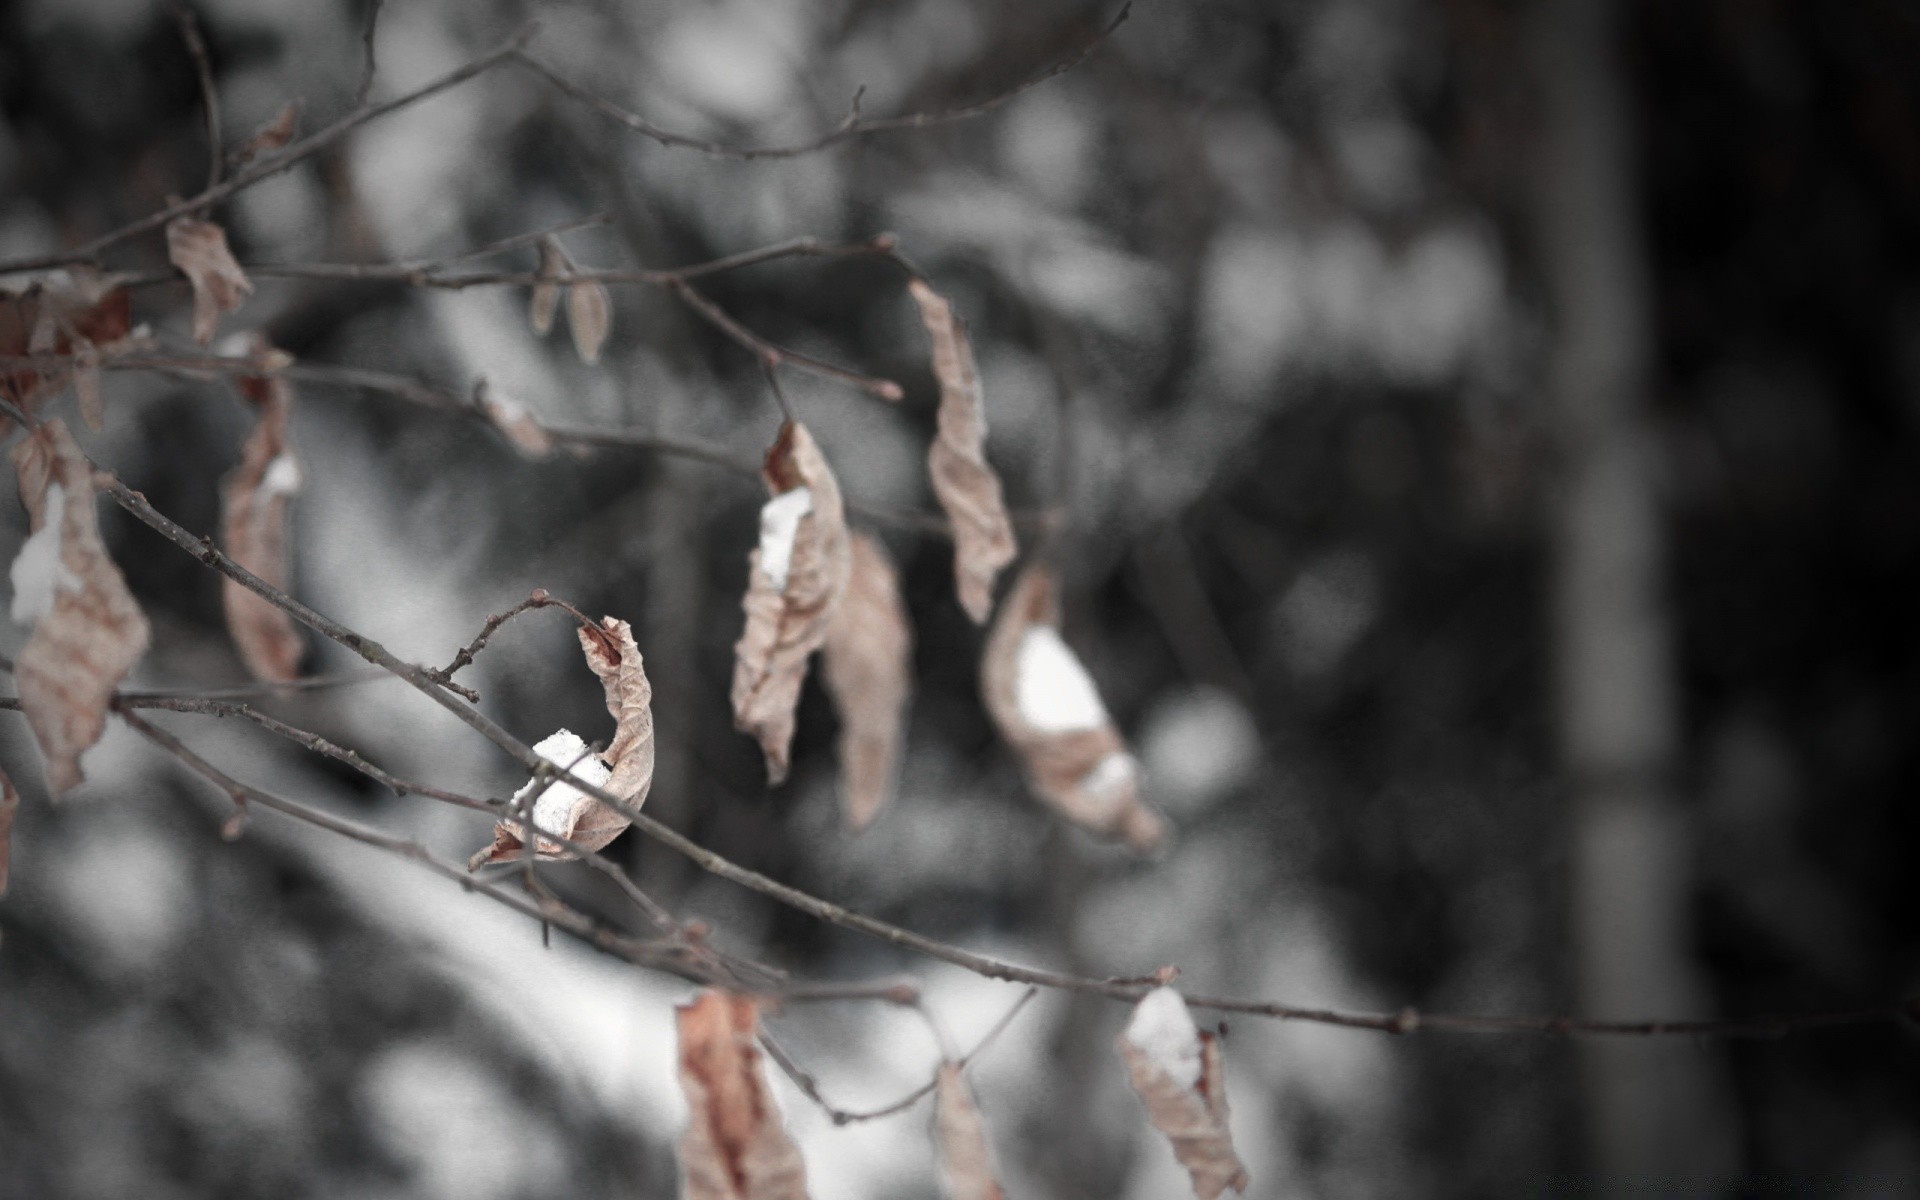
[
  {"xmin": 220, "ymin": 342, "xmax": 304, "ymax": 681},
  {"xmin": 819, "ymin": 531, "xmax": 912, "ymax": 828},
  {"xmin": 934, "ymin": 1062, "xmax": 1005, "ymax": 1200},
  {"xmin": 233, "ymin": 102, "xmax": 299, "ymax": 166},
  {"xmin": 166, "ymin": 216, "xmax": 253, "ymax": 345},
  {"xmin": 677, "ymin": 990, "xmax": 811, "ymax": 1200},
  {"xmin": 1118, "ymin": 988, "xmax": 1249, "ymax": 1200},
  {"xmin": 1, "ymin": 270, "xmax": 138, "ymax": 434},
  {"xmin": 9, "ymin": 418, "xmax": 151, "ymax": 796},
  {"xmin": 730, "ymin": 422, "xmax": 851, "ymax": 785},
  {"xmin": 910, "ymin": 279, "xmax": 1017, "ymax": 623},
  {"xmin": 469, "ymin": 615, "xmax": 653, "ymax": 867},
  {"xmin": 981, "ymin": 564, "xmax": 1166, "ymax": 851}
]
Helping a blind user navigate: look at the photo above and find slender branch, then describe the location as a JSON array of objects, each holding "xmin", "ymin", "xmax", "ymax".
[
  {"xmin": 430, "ymin": 587, "xmax": 559, "ymax": 687},
  {"xmin": 668, "ymin": 278, "xmax": 904, "ymax": 401},
  {"xmin": 354, "ymin": 0, "xmax": 385, "ymax": 106},
  {"xmin": 168, "ymin": 1, "xmax": 224, "ymax": 193},
  {"xmin": 0, "ymin": 23, "xmax": 535, "ymax": 275},
  {"xmin": 509, "ymin": 3, "xmax": 1131, "ymax": 160}
]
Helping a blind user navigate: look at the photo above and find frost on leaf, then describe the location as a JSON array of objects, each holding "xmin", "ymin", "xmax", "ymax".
[
  {"xmin": 730, "ymin": 422, "xmax": 851, "ymax": 785},
  {"xmin": 0, "ymin": 268, "xmax": 139, "ymax": 434},
  {"xmin": 469, "ymin": 616, "xmax": 653, "ymax": 867},
  {"xmin": 166, "ymin": 216, "xmax": 252, "ymax": 345},
  {"xmin": 820, "ymin": 531, "xmax": 912, "ymax": 828},
  {"xmin": 1118, "ymin": 988, "xmax": 1249, "ymax": 1200},
  {"xmin": 220, "ymin": 343, "xmax": 304, "ymax": 681},
  {"xmin": 0, "ymin": 766, "xmax": 18, "ymax": 896},
  {"xmin": 677, "ymin": 990, "xmax": 811, "ymax": 1200},
  {"xmin": 934, "ymin": 1062, "xmax": 1005, "ymax": 1200},
  {"xmin": 9, "ymin": 418, "xmax": 151, "ymax": 796},
  {"xmin": 981, "ymin": 564, "xmax": 1166, "ymax": 851},
  {"xmin": 567, "ymin": 276, "xmax": 612, "ymax": 365},
  {"xmin": 477, "ymin": 385, "xmax": 553, "ymax": 458},
  {"xmin": 910, "ymin": 279, "xmax": 1017, "ymax": 623}
]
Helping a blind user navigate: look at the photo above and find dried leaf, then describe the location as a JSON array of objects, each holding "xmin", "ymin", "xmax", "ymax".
[
  {"xmin": 730, "ymin": 422, "xmax": 851, "ymax": 785},
  {"xmin": 233, "ymin": 102, "xmax": 299, "ymax": 165},
  {"xmin": 910, "ymin": 279, "xmax": 1017, "ymax": 623},
  {"xmin": 819, "ymin": 531, "xmax": 911, "ymax": 827},
  {"xmin": 220, "ymin": 342, "xmax": 304, "ymax": 681},
  {"xmin": 9, "ymin": 419, "xmax": 151, "ymax": 796},
  {"xmin": 166, "ymin": 215, "xmax": 253, "ymax": 345},
  {"xmin": 469, "ymin": 617, "xmax": 653, "ymax": 867},
  {"xmin": 478, "ymin": 385, "xmax": 553, "ymax": 458},
  {"xmin": 1117, "ymin": 988, "xmax": 1249, "ymax": 1200},
  {"xmin": 568, "ymin": 278, "xmax": 612, "ymax": 364},
  {"xmin": 1, "ymin": 271, "xmax": 137, "ymax": 434},
  {"xmin": 0, "ymin": 767, "xmax": 17, "ymax": 896},
  {"xmin": 529, "ymin": 235, "xmax": 564, "ymax": 336},
  {"xmin": 677, "ymin": 990, "xmax": 811, "ymax": 1200},
  {"xmin": 981, "ymin": 564, "xmax": 1166, "ymax": 851},
  {"xmin": 934, "ymin": 1062, "xmax": 1004, "ymax": 1200}
]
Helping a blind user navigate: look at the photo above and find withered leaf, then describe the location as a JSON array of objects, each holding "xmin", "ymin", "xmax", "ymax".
[
  {"xmin": 9, "ymin": 418, "xmax": 151, "ymax": 796},
  {"xmin": 567, "ymin": 277, "xmax": 612, "ymax": 365},
  {"xmin": 477, "ymin": 385, "xmax": 553, "ymax": 458},
  {"xmin": 469, "ymin": 616, "xmax": 652, "ymax": 867},
  {"xmin": 730, "ymin": 422, "xmax": 851, "ymax": 785},
  {"xmin": 220, "ymin": 342, "xmax": 304, "ymax": 681},
  {"xmin": 1118, "ymin": 988, "xmax": 1249, "ymax": 1200},
  {"xmin": 934, "ymin": 1062, "xmax": 1005, "ymax": 1200},
  {"xmin": 819, "ymin": 531, "xmax": 911, "ymax": 828},
  {"xmin": 1, "ymin": 270, "xmax": 138, "ymax": 434},
  {"xmin": 529, "ymin": 235, "xmax": 564, "ymax": 337},
  {"xmin": 677, "ymin": 990, "xmax": 811, "ymax": 1200},
  {"xmin": 909, "ymin": 279, "xmax": 1017, "ymax": 624},
  {"xmin": 981, "ymin": 564, "xmax": 1166, "ymax": 851},
  {"xmin": 233, "ymin": 102, "xmax": 299, "ymax": 165},
  {"xmin": 166, "ymin": 215, "xmax": 253, "ymax": 345},
  {"xmin": 0, "ymin": 766, "xmax": 17, "ymax": 896}
]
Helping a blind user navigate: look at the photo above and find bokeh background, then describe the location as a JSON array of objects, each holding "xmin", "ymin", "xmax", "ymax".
[{"xmin": 2, "ymin": 0, "xmax": 1918, "ymax": 1195}]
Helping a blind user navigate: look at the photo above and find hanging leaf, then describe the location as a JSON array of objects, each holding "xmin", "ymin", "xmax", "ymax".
[
  {"xmin": 909, "ymin": 279, "xmax": 1017, "ymax": 624},
  {"xmin": 529, "ymin": 235, "xmax": 564, "ymax": 337},
  {"xmin": 567, "ymin": 276, "xmax": 612, "ymax": 365},
  {"xmin": 8, "ymin": 418, "xmax": 151, "ymax": 796},
  {"xmin": 981, "ymin": 564, "xmax": 1166, "ymax": 851},
  {"xmin": 819, "ymin": 531, "xmax": 912, "ymax": 828},
  {"xmin": 232, "ymin": 102, "xmax": 299, "ymax": 166},
  {"xmin": 469, "ymin": 616, "xmax": 653, "ymax": 867},
  {"xmin": 1117, "ymin": 988, "xmax": 1249, "ymax": 1200},
  {"xmin": 1, "ymin": 269, "xmax": 139, "ymax": 434},
  {"xmin": 730, "ymin": 422, "xmax": 851, "ymax": 785},
  {"xmin": 220, "ymin": 341, "xmax": 304, "ymax": 681},
  {"xmin": 0, "ymin": 767, "xmax": 18, "ymax": 896},
  {"xmin": 934, "ymin": 1062, "xmax": 1005, "ymax": 1200},
  {"xmin": 677, "ymin": 989, "xmax": 812, "ymax": 1200},
  {"xmin": 477, "ymin": 385, "xmax": 553, "ymax": 458},
  {"xmin": 166, "ymin": 216, "xmax": 253, "ymax": 345}
]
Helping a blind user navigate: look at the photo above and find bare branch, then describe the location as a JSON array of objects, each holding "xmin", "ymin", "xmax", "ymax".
[
  {"xmin": 668, "ymin": 277, "xmax": 905, "ymax": 402},
  {"xmin": 167, "ymin": 1, "xmax": 224, "ymax": 193},
  {"xmin": 354, "ymin": 0, "xmax": 385, "ymax": 106}
]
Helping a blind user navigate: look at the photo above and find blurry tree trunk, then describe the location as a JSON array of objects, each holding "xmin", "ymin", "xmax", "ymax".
[{"xmin": 1531, "ymin": 0, "xmax": 1737, "ymax": 1184}]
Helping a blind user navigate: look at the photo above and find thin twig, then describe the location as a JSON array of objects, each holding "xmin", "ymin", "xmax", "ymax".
[
  {"xmin": 354, "ymin": 0, "xmax": 385, "ymax": 106},
  {"xmin": 168, "ymin": 1, "xmax": 224, "ymax": 193},
  {"xmin": 668, "ymin": 278, "xmax": 905, "ymax": 401},
  {"xmin": 430, "ymin": 588, "xmax": 559, "ymax": 687},
  {"xmin": 510, "ymin": 3, "xmax": 1131, "ymax": 160},
  {"xmin": 0, "ymin": 23, "xmax": 536, "ymax": 275}
]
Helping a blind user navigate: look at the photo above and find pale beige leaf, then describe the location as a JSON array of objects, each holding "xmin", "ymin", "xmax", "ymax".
[
  {"xmin": 910, "ymin": 279, "xmax": 1017, "ymax": 623},
  {"xmin": 530, "ymin": 235, "xmax": 564, "ymax": 336},
  {"xmin": 981, "ymin": 564, "xmax": 1167, "ymax": 851},
  {"xmin": 233, "ymin": 101, "xmax": 298, "ymax": 165},
  {"xmin": 1118, "ymin": 988, "xmax": 1249, "ymax": 1200},
  {"xmin": 478, "ymin": 386, "xmax": 553, "ymax": 458},
  {"xmin": 731, "ymin": 422, "xmax": 851, "ymax": 785},
  {"xmin": 219, "ymin": 345, "xmax": 304, "ymax": 681},
  {"xmin": 469, "ymin": 616, "xmax": 653, "ymax": 867},
  {"xmin": 677, "ymin": 990, "xmax": 811, "ymax": 1200},
  {"xmin": 166, "ymin": 216, "xmax": 253, "ymax": 345},
  {"xmin": 10, "ymin": 418, "xmax": 151, "ymax": 796},
  {"xmin": 819, "ymin": 532, "xmax": 911, "ymax": 828},
  {"xmin": 568, "ymin": 279, "xmax": 612, "ymax": 364},
  {"xmin": 934, "ymin": 1062, "xmax": 1004, "ymax": 1200},
  {"xmin": 0, "ymin": 767, "xmax": 17, "ymax": 896}
]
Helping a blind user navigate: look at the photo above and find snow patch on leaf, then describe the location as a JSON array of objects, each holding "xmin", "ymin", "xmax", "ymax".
[
  {"xmin": 1124, "ymin": 986, "xmax": 1203, "ymax": 1090},
  {"xmin": 757, "ymin": 486, "xmax": 814, "ymax": 592},
  {"xmin": 517, "ymin": 729, "xmax": 613, "ymax": 839},
  {"xmin": 260, "ymin": 454, "xmax": 302, "ymax": 499},
  {"xmin": 1014, "ymin": 626, "xmax": 1107, "ymax": 733},
  {"xmin": 9, "ymin": 482, "xmax": 79, "ymax": 624}
]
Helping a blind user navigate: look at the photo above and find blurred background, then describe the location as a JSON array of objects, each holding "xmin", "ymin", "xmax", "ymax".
[{"xmin": 2, "ymin": 0, "xmax": 1918, "ymax": 1195}]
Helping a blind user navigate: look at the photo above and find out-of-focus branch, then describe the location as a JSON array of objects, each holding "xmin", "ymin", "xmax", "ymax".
[
  {"xmin": 167, "ymin": 1, "xmax": 224, "ymax": 193},
  {"xmin": 510, "ymin": 3, "xmax": 1132, "ymax": 160}
]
